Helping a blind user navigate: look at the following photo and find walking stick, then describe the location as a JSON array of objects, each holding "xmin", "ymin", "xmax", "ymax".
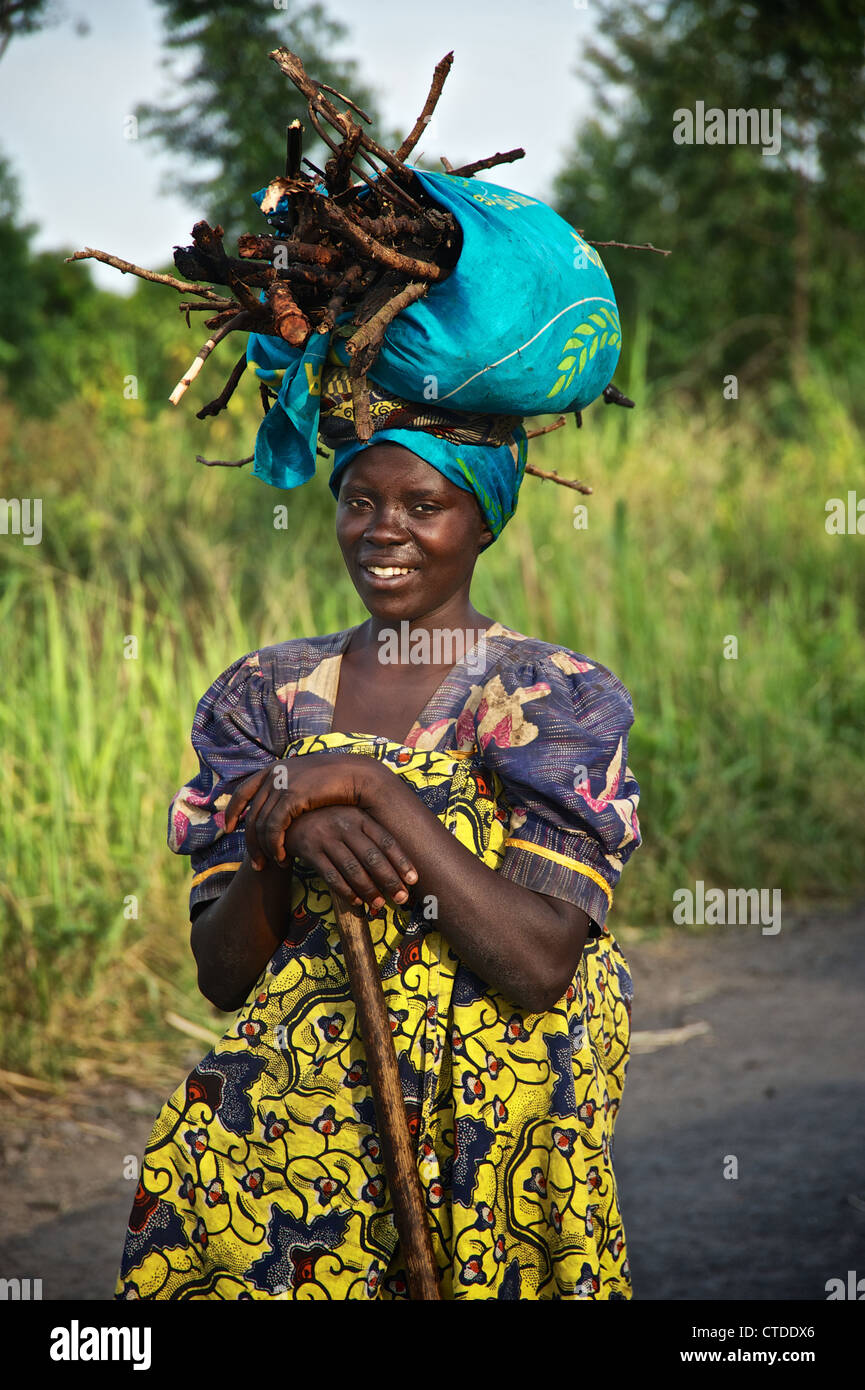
[{"xmin": 333, "ymin": 896, "xmax": 442, "ymax": 1301}]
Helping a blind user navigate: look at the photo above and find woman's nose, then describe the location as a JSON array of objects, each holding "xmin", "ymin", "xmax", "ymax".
[{"xmin": 363, "ymin": 506, "xmax": 409, "ymax": 542}]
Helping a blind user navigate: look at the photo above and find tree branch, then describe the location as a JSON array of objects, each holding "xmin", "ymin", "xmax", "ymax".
[
  {"xmin": 395, "ymin": 51, "xmax": 454, "ymax": 162},
  {"xmin": 169, "ymin": 311, "xmax": 253, "ymax": 406},
  {"xmin": 65, "ymin": 247, "xmax": 231, "ymax": 300},
  {"xmin": 449, "ymin": 148, "xmax": 525, "ymax": 178}
]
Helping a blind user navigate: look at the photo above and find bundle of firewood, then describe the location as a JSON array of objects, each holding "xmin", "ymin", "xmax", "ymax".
[{"xmin": 69, "ymin": 47, "xmax": 659, "ymax": 491}]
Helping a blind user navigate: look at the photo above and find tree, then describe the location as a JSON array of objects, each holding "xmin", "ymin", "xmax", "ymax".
[
  {"xmin": 553, "ymin": 1, "xmax": 865, "ymax": 389},
  {"xmin": 0, "ymin": 155, "xmax": 39, "ymax": 375},
  {"xmin": 137, "ymin": 0, "xmax": 386, "ymax": 241},
  {"xmin": 0, "ymin": 0, "xmax": 53, "ymax": 61}
]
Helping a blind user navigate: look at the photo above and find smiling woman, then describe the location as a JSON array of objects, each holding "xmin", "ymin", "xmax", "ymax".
[{"xmin": 116, "ymin": 353, "xmax": 641, "ymax": 1304}]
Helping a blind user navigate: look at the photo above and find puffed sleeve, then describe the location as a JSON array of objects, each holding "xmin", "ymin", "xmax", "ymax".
[
  {"xmin": 472, "ymin": 645, "xmax": 641, "ymax": 930},
  {"xmin": 167, "ymin": 649, "xmax": 288, "ymax": 917}
]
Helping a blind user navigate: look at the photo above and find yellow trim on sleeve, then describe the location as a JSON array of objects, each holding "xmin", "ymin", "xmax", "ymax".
[
  {"xmin": 504, "ymin": 838, "xmax": 613, "ymax": 906},
  {"xmin": 191, "ymin": 861, "xmax": 243, "ymax": 888}
]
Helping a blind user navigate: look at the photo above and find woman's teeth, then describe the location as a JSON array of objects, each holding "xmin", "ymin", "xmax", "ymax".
[{"xmin": 365, "ymin": 566, "xmax": 416, "ymax": 576}]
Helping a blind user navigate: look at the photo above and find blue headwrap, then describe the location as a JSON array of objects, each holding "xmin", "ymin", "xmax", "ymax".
[{"xmin": 329, "ymin": 425, "xmax": 528, "ymax": 541}]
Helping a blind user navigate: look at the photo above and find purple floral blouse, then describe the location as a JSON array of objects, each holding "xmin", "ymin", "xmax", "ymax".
[{"xmin": 169, "ymin": 620, "xmax": 641, "ymax": 931}]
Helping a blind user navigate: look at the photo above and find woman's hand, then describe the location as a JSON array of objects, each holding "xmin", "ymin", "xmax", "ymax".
[
  {"xmin": 283, "ymin": 805, "xmax": 417, "ymax": 913},
  {"xmin": 224, "ymin": 753, "xmax": 398, "ymax": 871}
]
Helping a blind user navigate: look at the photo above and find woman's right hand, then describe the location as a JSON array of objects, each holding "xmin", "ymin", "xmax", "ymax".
[{"xmin": 283, "ymin": 805, "xmax": 418, "ymax": 915}]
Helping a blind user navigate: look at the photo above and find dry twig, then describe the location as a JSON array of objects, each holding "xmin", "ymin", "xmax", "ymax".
[
  {"xmin": 525, "ymin": 464, "xmax": 592, "ymax": 495},
  {"xmin": 395, "ymin": 51, "xmax": 454, "ymax": 161}
]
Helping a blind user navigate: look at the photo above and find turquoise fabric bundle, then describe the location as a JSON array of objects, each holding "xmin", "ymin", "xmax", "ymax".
[{"xmin": 245, "ymin": 167, "xmax": 621, "ymax": 540}]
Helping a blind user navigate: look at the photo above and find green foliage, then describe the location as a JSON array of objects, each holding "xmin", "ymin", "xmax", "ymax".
[
  {"xmin": 0, "ymin": 0, "xmax": 54, "ymax": 59},
  {"xmin": 0, "ymin": 146, "xmax": 244, "ymax": 417},
  {"xmin": 0, "ymin": 154, "xmax": 39, "ymax": 374},
  {"xmin": 138, "ymin": 0, "xmax": 387, "ymax": 240},
  {"xmin": 554, "ymin": 0, "xmax": 865, "ymax": 388}
]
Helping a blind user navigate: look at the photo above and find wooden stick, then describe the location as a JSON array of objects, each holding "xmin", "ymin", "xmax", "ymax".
[
  {"xmin": 525, "ymin": 463, "xmax": 592, "ymax": 495},
  {"xmin": 169, "ymin": 311, "xmax": 252, "ymax": 406},
  {"xmin": 586, "ymin": 238, "xmax": 671, "ymax": 256},
  {"xmin": 65, "ymin": 248, "xmax": 228, "ymax": 301},
  {"xmin": 315, "ymin": 80, "xmax": 372, "ymax": 124},
  {"xmin": 318, "ymin": 198, "xmax": 444, "ymax": 281},
  {"xmin": 196, "ymin": 453, "xmax": 253, "ymax": 468},
  {"xmin": 316, "ymin": 262, "xmax": 366, "ymax": 335},
  {"xmin": 353, "ymin": 147, "xmax": 426, "ymax": 214},
  {"xmin": 178, "ymin": 300, "xmax": 236, "ymax": 312},
  {"xmin": 306, "ymin": 105, "xmax": 420, "ymax": 213},
  {"xmin": 395, "ymin": 51, "xmax": 454, "ymax": 161},
  {"xmin": 346, "ymin": 281, "xmax": 428, "ymax": 360},
  {"xmin": 449, "ymin": 148, "xmax": 525, "ymax": 178},
  {"xmin": 270, "ymin": 48, "xmax": 424, "ymax": 197},
  {"xmin": 349, "ymin": 358, "xmax": 372, "ymax": 440},
  {"xmin": 196, "ymin": 351, "xmax": 248, "ymax": 419},
  {"xmin": 333, "ymin": 898, "xmax": 441, "ymax": 1301},
  {"xmin": 285, "ymin": 118, "xmax": 303, "ymax": 177},
  {"xmin": 524, "ymin": 416, "xmax": 566, "ymax": 439}
]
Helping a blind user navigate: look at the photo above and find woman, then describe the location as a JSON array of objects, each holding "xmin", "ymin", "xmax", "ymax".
[{"xmin": 117, "ymin": 389, "xmax": 641, "ymax": 1300}]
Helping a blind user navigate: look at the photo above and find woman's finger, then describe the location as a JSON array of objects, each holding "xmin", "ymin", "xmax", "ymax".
[
  {"xmin": 334, "ymin": 822, "xmax": 419, "ymax": 909},
  {"xmin": 257, "ymin": 787, "xmax": 295, "ymax": 866},
  {"xmin": 244, "ymin": 775, "xmax": 279, "ymax": 869},
  {"xmin": 308, "ymin": 850, "xmax": 371, "ymax": 911},
  {"xmin": 224, "ymin": 768, "xmax": 271, "ymax": 833},
  {"xmin": 324, "ymin": 833, "xmax": 389, "ymax": 911},
  {"xmin": 360, "ymin": 815, "xmax": 418, "ymax": 890},
  {"xmin": 343, "ymin": 827, "xmax": 413, "ymax": 905}
]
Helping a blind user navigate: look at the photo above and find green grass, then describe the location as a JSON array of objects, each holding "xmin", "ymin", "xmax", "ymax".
[{"xmin": 1, "ymin": 358, "xmax": 863, "ymax": 1078}]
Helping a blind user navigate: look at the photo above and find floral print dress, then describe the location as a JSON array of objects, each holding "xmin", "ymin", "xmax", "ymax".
[{"xmin": 117, "ymin": 621, "xmax": 641, "ymax": 1300}]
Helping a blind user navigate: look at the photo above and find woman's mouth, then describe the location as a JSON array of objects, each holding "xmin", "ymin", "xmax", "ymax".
[{"xmin": 360, "ymin": 564, "xmax": 419, "ymax": 586}]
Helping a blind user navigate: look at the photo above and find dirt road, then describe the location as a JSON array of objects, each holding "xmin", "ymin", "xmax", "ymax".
[{"xmin": 1, "ymin": 908, "xmax": 862, "ymax": 1300}]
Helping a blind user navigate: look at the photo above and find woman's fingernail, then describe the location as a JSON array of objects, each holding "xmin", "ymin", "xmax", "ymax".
[
  {"xmin": 405, "ymin": 870, "xmax": 418, "ymax": 884},
  {"xmin": 394, "ymin": 889, "xmax": 409, "ymax": 904},
  {"xmin": 371, "ymin": 897, "xmax": 384, "ymax": 913}
]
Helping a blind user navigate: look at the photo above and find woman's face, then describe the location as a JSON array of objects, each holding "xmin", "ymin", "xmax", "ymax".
[{"xmin": 335, "ymin": 444, "xmax": 493, "ymax": 622}]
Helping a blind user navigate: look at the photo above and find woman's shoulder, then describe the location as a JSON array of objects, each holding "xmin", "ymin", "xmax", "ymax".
[
  {"xmin": 191, "ymin": 629, "xmax": 357, "ymax": 742},
  {"xmin": 485, "ymin": 622, "xmax": 635, "ymax": 712},
  {"xmin": 204, "ymin": 627, "xmax": 355, "ymax": 695},
  {"xmin": 255, "ymin": 627, "xmax": 355, "ymax": 682}
]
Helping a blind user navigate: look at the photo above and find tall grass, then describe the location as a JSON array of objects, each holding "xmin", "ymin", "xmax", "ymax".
[{"xmin": 1, "ymin": 358, "xmax": 863, "ymax": 1078}]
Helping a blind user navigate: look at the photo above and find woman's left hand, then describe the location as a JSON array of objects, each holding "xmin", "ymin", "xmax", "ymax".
[{"xmin": 223, "ymin": 753, "xmax": 390, "ymax": 870}]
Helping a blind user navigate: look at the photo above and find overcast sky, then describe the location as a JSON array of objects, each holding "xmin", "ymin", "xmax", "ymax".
[{"xmin": 0, "ymin": 0, "xmax": 596, "ymax": 291}]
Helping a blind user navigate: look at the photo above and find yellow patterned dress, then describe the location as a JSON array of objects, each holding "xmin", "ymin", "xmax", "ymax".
[{"xmin": 117, "ymin": 626, "xmax": 639, "ymax": 1300}]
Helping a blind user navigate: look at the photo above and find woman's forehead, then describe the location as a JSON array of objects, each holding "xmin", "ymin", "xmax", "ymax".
[{"xmin": 340, "ymin": 446, "xmax": 456, "ymax": 494}]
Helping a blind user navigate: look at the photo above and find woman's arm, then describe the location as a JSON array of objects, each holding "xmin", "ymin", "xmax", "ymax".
[
  {"xmin": 192, "ymin": 799, "xmax": 420, "ymax": 1011},
  {"xmin": 366, "ymin": 771, "xmax": 590, "ymax": 1014},
  {"xmin": 224, "ymin": 757, "xmax": 590, "ymax": 1015},
  {"xmin": 191, "ymin": 855, "xmax": 296, "ymax": 1013}
]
